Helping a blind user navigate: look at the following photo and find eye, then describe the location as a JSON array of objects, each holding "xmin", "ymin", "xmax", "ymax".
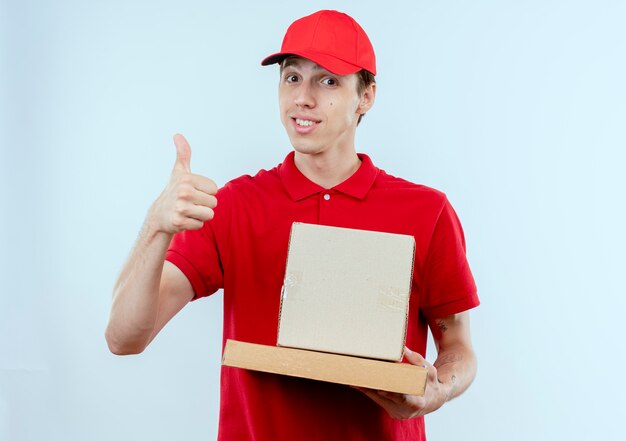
[
  {"xmin": 322, "ymin": 77, "xmax": 338, "ymax": 87},
  {"xmin": 284, "ymin": 74, "xmax": 299, "ymax": 83}
]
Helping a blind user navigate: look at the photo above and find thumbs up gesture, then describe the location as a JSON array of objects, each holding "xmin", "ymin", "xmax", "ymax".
[{"xmin": 149, "ymin": 134, "xmax": 218, "ymax": 234}]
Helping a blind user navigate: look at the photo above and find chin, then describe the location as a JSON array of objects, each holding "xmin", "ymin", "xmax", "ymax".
[{"xmin": 289, "ymin": 138, "xmax": 325, "ymax": 155}]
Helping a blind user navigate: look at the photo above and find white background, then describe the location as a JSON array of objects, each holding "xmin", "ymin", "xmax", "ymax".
[{"xmin": 2, "ymin": 1, "xmax": 625, "ymax": 440}]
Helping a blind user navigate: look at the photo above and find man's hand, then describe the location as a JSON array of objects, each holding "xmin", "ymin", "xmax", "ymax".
[
  {"xmin": 147, "ymin": 134, "xmax": 218, "ymax": 234},
  {"xmin": 355, "ymin": 312, "xmax": 477, "ymax": 420},
  {"xmin": 354, "ymin": 347, "xmax": 451, "ymax": 420},
  {"xmin": 106, "ymin": 134, "xmax": 206, "ymax": 355}
]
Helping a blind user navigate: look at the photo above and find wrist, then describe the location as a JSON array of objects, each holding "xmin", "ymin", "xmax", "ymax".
[
  {"xmin": 438, "ymin": 376, "xmax": 456, "ymax": 405},
  {"xmin": 143, "ymin": 209, "xmax": 174, "ymax": 244},
  {"xmin": 145, "ymin": 199, "xmax": 170, "ymax": 234}
]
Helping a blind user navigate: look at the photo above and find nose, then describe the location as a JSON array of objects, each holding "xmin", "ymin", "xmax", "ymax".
[{"xmin": 294, "ymin": 80, "xmax": 316, "ymax": 108}]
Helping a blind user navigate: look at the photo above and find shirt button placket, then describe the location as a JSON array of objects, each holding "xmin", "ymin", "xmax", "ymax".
[{"xmin": 319, "ymin": 191, "xmax": 332, "ymax": 224}]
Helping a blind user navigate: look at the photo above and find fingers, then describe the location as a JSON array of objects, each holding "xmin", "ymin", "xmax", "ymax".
[
  {"xmin": 173, "ymin": 204, "xmax": 215, "ymax": 225},
  {"xmin": 404, "ymin": 346, "xmax": 439, "ymax": 386},
  {"xmin": 171, "ymin": 188, "xmax": 215, "ymax": 228},
  {"xmin": 353, "ymin": 387, "xmax": 412, "ymax": 420},
  {"xmin": 353, "ymin": 350, "xmax": 439, "ymax": 420},
  {"xmin": 404, "ymin": 346, "xmax": 427, "ymax": 367},
  {"xmin": 376, "ymin": 390, "xmax": 409, "ymax": 406},
  {"xmin": 189, "ymin": 189, "xmax": 218, "ymax": 209},
  {"xmin": 171, "ymin": 215, "xmax": 205, "ymax": 231},
  {"xmin": 178, "ymin": 174, "xmax": 218, "ymax": 197},
  {"xmin": 190, "ymin": 174, "xmax": 219, "ymax": 196},
  {"xmin": 173, "ymin": 133, "xmax": 192, "ymax": 173},
  {"xmin": 173, "ymin": 185, "xmax": 217, "ymax": 217},
  {"xmin": 150, "ymin": 133, "xmax": 219, "ymax": 234},
  {"xmin": 354, "ymin": 387, "xmax": 396, "ymax": 409}
]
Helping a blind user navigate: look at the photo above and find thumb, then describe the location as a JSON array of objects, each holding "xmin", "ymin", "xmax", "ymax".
[
  {"xmin": 404, "ymin": 346, "xmax": 428, "ymax": 368},
  {"xmin": 173, "ymin": 133, "xmax": 192, "ymax": 173}
]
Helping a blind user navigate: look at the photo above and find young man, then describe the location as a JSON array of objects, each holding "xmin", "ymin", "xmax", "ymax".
[{"xmin": 106, "ymin": 10, "xmax": 479, "ymax": 441}]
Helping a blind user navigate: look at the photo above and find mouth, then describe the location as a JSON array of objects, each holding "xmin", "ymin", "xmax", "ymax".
[
  {"xmin": 290, "ymin": 117, "xmax": 321, "ymax": 134},
  {"xmin": 294, "ymin": 118, "xmax": 319, "ymax": 127}
]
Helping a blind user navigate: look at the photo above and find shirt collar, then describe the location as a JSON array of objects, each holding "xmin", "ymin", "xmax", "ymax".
[{"xmin": 278, "ymin": 151, "xmax": 379, "ymax": 201}]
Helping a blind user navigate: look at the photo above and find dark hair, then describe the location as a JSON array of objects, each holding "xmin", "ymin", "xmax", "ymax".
[{"xmin": 356, "ymin": 69, "xmax": 376, "ymax": 125}]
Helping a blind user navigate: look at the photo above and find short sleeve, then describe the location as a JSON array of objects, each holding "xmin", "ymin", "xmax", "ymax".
[
  {"xmin": 420, "ymin": 197, "xmax": 479, "ymax": 319},
  {"xmin": 165, "ymin": 184, "xmax": 232, "ymax": 300}
]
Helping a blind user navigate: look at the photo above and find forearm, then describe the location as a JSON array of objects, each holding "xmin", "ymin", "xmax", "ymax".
[
  {"xmin": 433, "ymin": 342, "xmax": 477, "ymax": 402},
  {"xmin": 106, "ymin": 134, "xmax": 217, "ymax": 355},
  {"xmin": 105, "ymin": 215, "xmax": 173, "ymax": 354}
]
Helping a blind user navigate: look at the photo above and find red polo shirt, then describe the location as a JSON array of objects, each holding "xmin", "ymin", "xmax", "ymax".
[{"xmin": 165, "ymin": 151, "xmax": 479, "ymax": 441}]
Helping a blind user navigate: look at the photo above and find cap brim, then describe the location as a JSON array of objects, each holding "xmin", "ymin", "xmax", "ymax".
[{"xmin": 261, "ymin": 49, "xmax": 364, "ymax": 76}]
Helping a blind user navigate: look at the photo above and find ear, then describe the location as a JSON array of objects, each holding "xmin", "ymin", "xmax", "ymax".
[{"xmin": 357, "ymin": 82, "xmax": 376, "ymax": 115}]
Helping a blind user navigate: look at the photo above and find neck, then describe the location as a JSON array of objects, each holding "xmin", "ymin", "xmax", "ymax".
[{"xmin": 294, "ymin": 148, "xmax": 361, "ymax": 189}]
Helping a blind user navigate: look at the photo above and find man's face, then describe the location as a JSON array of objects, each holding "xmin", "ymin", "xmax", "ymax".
[{"xmin": 278, "ymin": 57, "xmax": 374, "ymax": 156}]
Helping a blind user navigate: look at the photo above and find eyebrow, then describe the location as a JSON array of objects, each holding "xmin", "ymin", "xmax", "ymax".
[{"xmin": 280, "ymin": 57, "xmax": 325, "ymax": 73}]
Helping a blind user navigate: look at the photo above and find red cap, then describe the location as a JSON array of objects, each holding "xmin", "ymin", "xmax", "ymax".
[{"xmin": 261, "ymin": 10, "xmax": 376, "ymax": 76}]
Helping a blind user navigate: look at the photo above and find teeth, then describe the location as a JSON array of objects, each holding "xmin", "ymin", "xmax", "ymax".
[{"xmin": 296, "ymin": 118, "xmax": 315, "ymax": 127}]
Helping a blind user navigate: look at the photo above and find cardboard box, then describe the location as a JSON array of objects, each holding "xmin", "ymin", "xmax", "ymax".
[
  {"xmin": 221, "ymin": 223, "xmax": 425, "ymax": 395},
  {"xmin": 277, "ymin": 223, "xmax": 416, "ymax": 361},
  {"xmin": 222, "ymin": 339, "xmax": 427, "ymax": 395}
]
